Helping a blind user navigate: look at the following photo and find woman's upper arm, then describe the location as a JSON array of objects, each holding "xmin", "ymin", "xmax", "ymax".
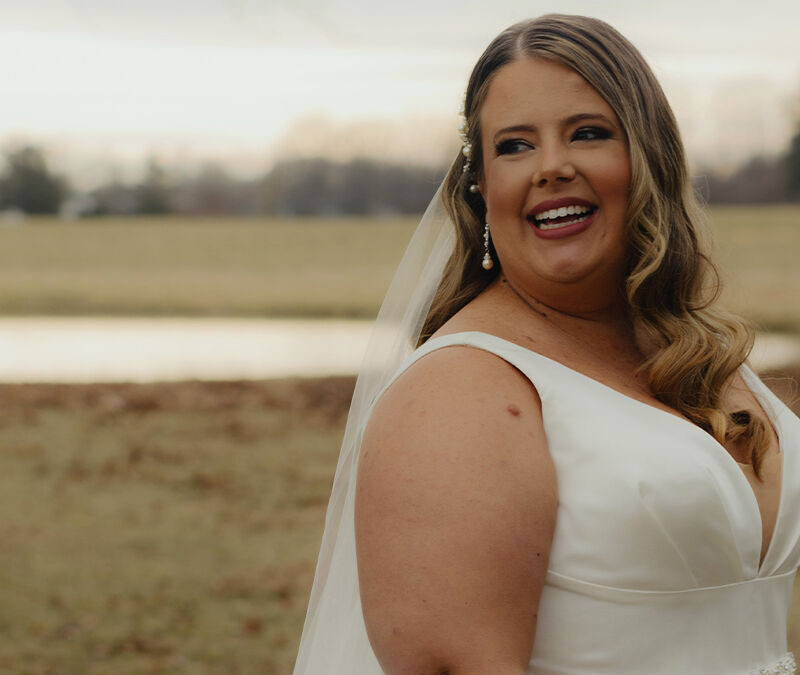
[{"xmin": 355, "ymin": 346, "xmax": 557, "ymax": 675}]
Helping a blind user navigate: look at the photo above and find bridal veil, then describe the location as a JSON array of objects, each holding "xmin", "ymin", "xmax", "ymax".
[{"xmin": 293, "ymin": 184, "xmax": 455, "ymax": 673}]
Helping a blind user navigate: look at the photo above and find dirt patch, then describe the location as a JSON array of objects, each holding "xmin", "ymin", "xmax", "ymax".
[
  {"xmin": 0, "ymin": 366, "xmax": 796, "ymax": 419},
  {"xmin": 0, "ymin": 376, "xmax": 357, "ymax": 425}
]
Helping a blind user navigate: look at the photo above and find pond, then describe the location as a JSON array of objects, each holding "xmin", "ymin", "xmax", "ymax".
[
  {"xmin": 0, "ymin": 317, "xmax": 373, "ymax": 382},
  {"xmin": 0, "ymin": 317, "xmax": 796, "ymax": 383}
]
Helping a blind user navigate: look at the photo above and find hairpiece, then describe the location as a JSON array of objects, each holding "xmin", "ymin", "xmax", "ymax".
[{"xmin": 459, "ymin": 100, "xmax": 472, "ymax": 175}]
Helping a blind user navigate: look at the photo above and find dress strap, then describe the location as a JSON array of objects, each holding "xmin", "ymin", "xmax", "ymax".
[{"xmin": 388, "ymin": 331, "xmax": 553, "ymax": 387}]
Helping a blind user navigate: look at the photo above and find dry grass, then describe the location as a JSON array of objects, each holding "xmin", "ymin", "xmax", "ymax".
[
  {"xmin": 0, "ymin": 378, "xmax": 354, "ymax": 674},
  {"xmin": 0, "ymin": 369, "xmax": 798, "ymax": 673},
  {"xmin": 0, "ymin": 206, "xmax": 797, "ymax": 329},
  {"xmin": 0, "ymin": 216, "xmax": 416, "ymax": 318},
  {"xmin": 0, "ymin": 205, "xmax": 797, "ymax": 672},
  {"xmin": 711, "ymin": 205, "xmax": 800, "ymax": 332}
]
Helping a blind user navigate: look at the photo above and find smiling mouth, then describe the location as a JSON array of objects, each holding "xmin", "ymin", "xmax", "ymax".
[{"xmin": 528, "ymin": 205, "xmax": 597, "ymax": 231}]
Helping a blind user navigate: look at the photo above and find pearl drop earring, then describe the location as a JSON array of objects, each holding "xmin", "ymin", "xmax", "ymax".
[{"xmin": 482, "ymin": 222, "xmax": 494, "ymax": 270}]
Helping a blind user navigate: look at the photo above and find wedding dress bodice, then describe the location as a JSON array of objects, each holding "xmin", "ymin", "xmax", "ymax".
[{"xmin": 399, "ymin": 332, "xmax": 800, "ymax": 675}]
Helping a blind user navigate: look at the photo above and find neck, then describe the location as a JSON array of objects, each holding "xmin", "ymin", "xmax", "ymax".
[
  {"xmin": 496, "ymin": 276, "xmax": 647, "ymax": 376},
  {"xmin": 500, "ymin": 275, "xmax": 631, "ymax": 330}
]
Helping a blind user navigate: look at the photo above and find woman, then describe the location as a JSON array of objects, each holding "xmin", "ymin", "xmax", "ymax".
[{"xmin": 294, "ymin": 15, "xmax": 799, "ymax": 675}]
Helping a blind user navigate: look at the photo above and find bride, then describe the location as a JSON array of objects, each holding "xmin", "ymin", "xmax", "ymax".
[{"xmin": 294, "ymin": 15, "xmax": 799, "ymax": 675}]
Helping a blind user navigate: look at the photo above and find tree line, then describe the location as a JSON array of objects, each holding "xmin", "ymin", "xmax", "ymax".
[{"xmin": 1, "ymin": 131, "xmax": 800, "ymax": 217}]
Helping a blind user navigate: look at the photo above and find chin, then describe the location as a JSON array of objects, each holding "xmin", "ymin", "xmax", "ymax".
[{"xmin": 538, "ymin": 262, "xmax": 598, "ymax": 284}]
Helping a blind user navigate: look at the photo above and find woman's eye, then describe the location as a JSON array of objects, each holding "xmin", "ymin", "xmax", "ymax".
[
  {"xmin": 495, "ymin": 139, "xmax": 531, "ymax": 155},
  {"xmin": 573, "ymin": 126, "xmax": 612, "ymax": 141}
]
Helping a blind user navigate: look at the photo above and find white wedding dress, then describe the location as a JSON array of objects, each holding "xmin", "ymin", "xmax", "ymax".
[
  {"xmin": 293, "ymin": 324, "xmax": 799, "ymax": 674},
  {"xmin": 379, "ymin": 331, "xmax": 799, "ymax": 675}
]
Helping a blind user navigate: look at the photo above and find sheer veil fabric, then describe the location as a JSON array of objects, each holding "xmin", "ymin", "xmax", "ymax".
[{"xmin": 293, "ymin": 185, "xmax": 455, "ymax": 674}]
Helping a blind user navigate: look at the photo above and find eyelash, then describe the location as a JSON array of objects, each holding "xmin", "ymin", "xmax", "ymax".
[
  {"xmin": 494, "ymin": 127, "xmax": 612, "ymax": 155},
  {"xmin": 495, "ymin": 139, "xmax": 530, "ymax": 155},
  {"xmin": 573, "ymin": 126, "xmax": 612, "ymax": 141}
]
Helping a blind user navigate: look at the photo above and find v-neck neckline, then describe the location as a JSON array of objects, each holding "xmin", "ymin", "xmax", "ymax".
[{"xmin": 422, "ymin": 331, "xmax": 787, "ymax": 576}]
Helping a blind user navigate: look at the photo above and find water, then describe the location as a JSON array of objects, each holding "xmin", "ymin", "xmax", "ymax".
[
  {"xmin": 0, "ymin": 317, "xmax": 796, "ymax": 383},
  {"xmin": 0, "ymin": 318, "xmax": 373, "ymax": 382}
]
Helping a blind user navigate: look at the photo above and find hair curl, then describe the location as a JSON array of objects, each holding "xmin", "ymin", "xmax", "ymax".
[{"xmin": 420, "ymin": 14, "xmax": 768, "ymax": 476}]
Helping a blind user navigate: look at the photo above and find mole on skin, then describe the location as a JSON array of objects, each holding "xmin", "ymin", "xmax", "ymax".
[{"xmin": 507, "ymin": 404, "xmax": 521, "ymax": 417}]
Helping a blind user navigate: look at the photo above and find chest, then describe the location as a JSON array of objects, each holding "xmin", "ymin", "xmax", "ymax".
[{"xmin": 534, "ymin": 367, "xmax": 796, "ymax": 590}]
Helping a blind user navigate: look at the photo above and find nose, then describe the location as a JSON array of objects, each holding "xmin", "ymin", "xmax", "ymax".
[{"xmin": 531, "ymin": 142, "xmax": 576, "ymax": 186}]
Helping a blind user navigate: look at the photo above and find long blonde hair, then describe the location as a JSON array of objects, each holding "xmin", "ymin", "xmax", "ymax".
[{"xmin": 420, "ymin": 14, "xmax": 768, "ymax": 475}]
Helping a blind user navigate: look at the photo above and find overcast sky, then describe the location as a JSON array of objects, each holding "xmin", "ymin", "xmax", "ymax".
[{"xmin": 1, "ymin": 0, "xmax": 798, "ymax": 186}]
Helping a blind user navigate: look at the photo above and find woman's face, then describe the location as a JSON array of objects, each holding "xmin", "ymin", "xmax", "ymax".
[{"xmin": 478, "ymin": 57, "xmax": 631, "ymax": 303}]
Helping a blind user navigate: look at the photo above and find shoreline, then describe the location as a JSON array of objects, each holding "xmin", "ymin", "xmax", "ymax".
[
  {"xmin": 0, "ymin": 317, "xmax": 797, "ymax": 383},
  {"xmin": 0, "ymin": 365, "xmax": 797, "ymax": 422}
]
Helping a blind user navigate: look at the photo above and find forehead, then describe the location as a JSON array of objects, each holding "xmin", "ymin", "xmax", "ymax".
[{"xmin": 480, "ymin": 57, "xmax": 616, "ymax": 130}]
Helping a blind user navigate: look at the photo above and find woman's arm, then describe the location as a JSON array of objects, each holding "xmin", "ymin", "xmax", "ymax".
[{"xmin": 355, "ymin": 346, "xmax": 557, "ymax": 675}]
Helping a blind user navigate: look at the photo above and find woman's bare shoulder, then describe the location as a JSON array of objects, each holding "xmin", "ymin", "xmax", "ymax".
[
  {"xmin": 356, "ymin": 342, "xmax": 556, "ymax": 675},
  {"xmin": 372, "ymin": 340, "xmax": 542, "ymax": 434}
]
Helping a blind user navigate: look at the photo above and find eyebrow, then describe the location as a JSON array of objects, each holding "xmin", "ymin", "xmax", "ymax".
[{"xmin": 492, "ymin": 113, "xmax": 617, "ymax": 143}]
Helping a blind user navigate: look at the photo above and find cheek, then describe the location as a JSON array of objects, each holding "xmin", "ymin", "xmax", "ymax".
[
  {"xmin": 483, "ymin": 164, "xmax": 530, "ymax": 215},
  {"xmin": 596, "ymin": 155, "xmax": 631, "ymax": 207}
]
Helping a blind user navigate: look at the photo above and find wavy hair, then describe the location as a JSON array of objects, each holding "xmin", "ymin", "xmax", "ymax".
[{"xmin": 420, "ymin": 14, "xmax": 768, "ymax": 476}]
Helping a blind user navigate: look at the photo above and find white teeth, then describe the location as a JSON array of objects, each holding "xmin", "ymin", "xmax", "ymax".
[
  {"xmin": 534, "ymin": 204, "xmax": 591, "ymax": 222},
  {"xmin": 539, "ymin": 216, "xmax": 590, "ymax": 230}
]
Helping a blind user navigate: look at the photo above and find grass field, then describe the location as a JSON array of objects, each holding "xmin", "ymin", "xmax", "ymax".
[
  {"xmin": 0, "ymin": 206, "xmax": 797, "ymax": 672},
  {"xmin": 712, "ymin": 205, "xmax": 800, "ymax": 332},
  {"xmin": 0, "ymin": 377, "xmax": 353, "ymax": 674},
  {"xmin": 0, "ymin": 206, "xmax": 797, "ymax": 329},
  {"xmin": 0, "ymin": 216, "xmax": 415, "ymax": 318},
  {"xmin": 0, "ymin": 371, "xmax": 798, "ymax": 674}
]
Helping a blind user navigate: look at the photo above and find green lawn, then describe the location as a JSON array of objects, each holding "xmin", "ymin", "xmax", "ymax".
[{"xmin": 0, "ymin": 206, "xmax": 797, "ymax": 329}]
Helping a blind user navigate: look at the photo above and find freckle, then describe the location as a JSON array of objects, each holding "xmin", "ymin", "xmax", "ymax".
[{"xmin": 507, "ymin": 404, "xmax": 521, "ymax": 417}]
